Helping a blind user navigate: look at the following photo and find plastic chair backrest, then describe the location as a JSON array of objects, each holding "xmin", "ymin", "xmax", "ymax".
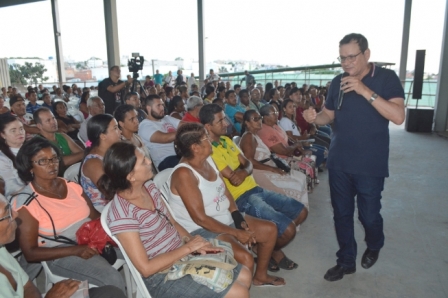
[
  {"xmin": 101, "ymin": 203, "xmax": 152, "ymax": 298},
  {"xmin": 63, "ymin": 162, "xmax": 81, "ymax": 183},
  {"xmin": 232, "ymin": 136, "xmax": 241, "ymax": 147},
  {"xmin": 152, "ymin": 168, "xmax": 176, "ymax": 220},
  {"xmin": 77, "ymin": 132, "xmax": 86, "ymax": 144}
]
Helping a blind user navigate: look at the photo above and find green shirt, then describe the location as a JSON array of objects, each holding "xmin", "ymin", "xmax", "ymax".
[{"xmin": 0, "ymin": 246, "xmax": 29, "ymax": 297}]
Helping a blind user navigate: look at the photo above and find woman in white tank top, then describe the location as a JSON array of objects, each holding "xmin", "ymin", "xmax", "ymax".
[{"xmin": 169, "ymin": 122, "xmax": 286, "ymax": 287}]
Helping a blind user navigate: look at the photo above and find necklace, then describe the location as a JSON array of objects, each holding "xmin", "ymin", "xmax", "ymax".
[{"xmin": 33, "ymin": 181, "xmax": 62, "ymax": 199}]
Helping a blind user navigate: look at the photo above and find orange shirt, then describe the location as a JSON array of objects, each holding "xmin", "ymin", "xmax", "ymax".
[{"xmin": 14, "ymin": 179, "xmax": 90, "ymax": 247}]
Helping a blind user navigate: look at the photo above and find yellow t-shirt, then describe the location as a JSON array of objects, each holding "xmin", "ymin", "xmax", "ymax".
[{"xmin": 211, "ymin": 136, "xmax": 258, "ymax": 199}]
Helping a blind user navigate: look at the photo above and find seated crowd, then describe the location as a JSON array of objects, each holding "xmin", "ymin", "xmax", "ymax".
[{"xmin": 0, "ymin": 69, "xmax": 332, "ymax": 297}]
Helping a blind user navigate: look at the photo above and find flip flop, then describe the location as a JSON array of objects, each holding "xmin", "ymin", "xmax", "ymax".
[
  {"xmin": 277, "ymin": 256, "xmax": 298, "ymax": 270},
  {"xmin": 253, "ymin": 277, "xmax": 285, "ymax": 288},
  {"xmin": 254, "ymin": 257, "xmax": 280, "ymax": 272}
]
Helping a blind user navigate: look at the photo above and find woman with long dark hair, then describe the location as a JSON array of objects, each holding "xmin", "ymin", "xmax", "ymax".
[
  {"xmin": 98, "ymin": 142, "xmax": 251, "ymax": 298},
  {"xmin": 280, "ymin": 99, "xmax": 327, "ymax": 170},
  {"xmin": 0, "ymin": 114, "xmax": 26, "ymax": 197},
  {"xmin": 79, "ymin": 91, "xmax": 90, "ymax": 119},
  {"xmin": 80, "ymin": 114, "xmax": 121, "ymax": 212},
  {"xmin": 114, "ymin": 104, "xmax": 150, "ymax": 158},
  {"xmin": 167, "ymin": 96, "xmax": 185, "ymax": 120}
]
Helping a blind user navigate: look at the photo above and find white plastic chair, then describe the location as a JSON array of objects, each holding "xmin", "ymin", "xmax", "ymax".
[
  {"xmin": 63, "ymin": 162, "xmax": 81, "ymax": 183},
  {"xmin": 77, "ymin": 132, "xmax": 86, "ymax": 145},
  {"xmin": 232, "ymin": 136, "xmax": 241, "ymax": 146},
  {"xmin": 41, "ymin": 247, "xmax": 133, "ymax": 297},
  {"xmin": 152, "ymin": 168, "xmax": 176, "ymax": 220},
  {"xmin": 101, "ymin": 203, "xmax": 152, "ymax": 298}
]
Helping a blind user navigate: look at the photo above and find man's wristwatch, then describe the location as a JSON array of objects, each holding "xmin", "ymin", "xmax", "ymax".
[{"xmin": 369, "ymin": 93, "xmax": 378, "ymax": 104}]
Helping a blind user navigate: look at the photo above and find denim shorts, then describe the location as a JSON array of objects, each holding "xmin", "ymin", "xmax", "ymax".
[
  {"xmin": 191, "ymin": 223, "xmax": 236, "ymax": 239},
  {"xmin": 144, "ymin": 263, "xmax": 243, "ymax": 298},
  {"xmin": 236, "ymin": 186, "xmax": 304, "ymax": 237}
]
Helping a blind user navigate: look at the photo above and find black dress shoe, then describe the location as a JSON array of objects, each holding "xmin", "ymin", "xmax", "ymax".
[
  {"xmin": 324, "ymin": 265, "xmax": 356, "ymax": 282},
  {"xmin": 361, "ymin": 248, "xmax": 380, "ymax": 269}
]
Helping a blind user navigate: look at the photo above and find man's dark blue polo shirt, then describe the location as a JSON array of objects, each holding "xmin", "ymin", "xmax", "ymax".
[{"xmin": 325, "ymin": 63, "xmax": 404, "ymax": 177}]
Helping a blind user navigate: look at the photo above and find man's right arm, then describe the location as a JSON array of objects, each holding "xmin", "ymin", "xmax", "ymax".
[
  {"xmin": 106, "ymin": 81, "xmax": 127, "ymax": 94},
  {"xmin": 149, "ymin": 130, "xmax": 176, "ymax": 144},
  {"xmin": 302, "ymin": 106, "xmax": 334, "ymax": 125}
]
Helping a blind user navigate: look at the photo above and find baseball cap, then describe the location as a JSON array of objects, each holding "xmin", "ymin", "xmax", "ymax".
[{"xmin": 9, "ymin": 95, "xmax": 24, "ymax": 107}]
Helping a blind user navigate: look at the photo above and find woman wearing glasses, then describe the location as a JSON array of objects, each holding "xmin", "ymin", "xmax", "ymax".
[
  {"xmin": 239, "ymin": 110, "xmax": 309, "ymax": 211},
  {"xmin": 0, "ymin": 114, "xmax": 26, "ymax": 197},
  {"xmin": 258, "ymin": 105, "xmax": 317, "ymax": 192},
  {"xmin": 98, "ymin": 142, "xmax": 251, "ymax": 298},
  {"xmin": 0, "ymin": 192, "xmax": 126, "ymax": 298},
  {"xmin": 11, "ymin": 138, "xmax": 126, "ymax": 294}
]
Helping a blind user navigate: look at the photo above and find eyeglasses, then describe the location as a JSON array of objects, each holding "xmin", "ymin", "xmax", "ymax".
[
  {"xmin": 251, "ymin": 116, "xmax": 263, "ymax": 122},
  {"xmin": 0, "ymin": 204, "xmax": 12, "ymax": 223},
  {"xmin": 32, "ymin": 156, "xmax": 61, "ymax": 166},
  {"xmin": 337, "ymin": 52, "xmax": 363, "ymax": 63}
]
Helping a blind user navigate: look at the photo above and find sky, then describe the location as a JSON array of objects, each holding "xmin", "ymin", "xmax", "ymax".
[{"xmin": 0, "ymin": 0, "xmax": 446, "ymax": 73}]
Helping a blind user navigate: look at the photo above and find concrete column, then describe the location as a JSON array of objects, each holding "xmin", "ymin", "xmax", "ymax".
[
  {"xmin": 433, "ymin": 0, "xmax": 448, "ymax": 132},
  {"xmin": 197, "ymin": 0, "xmax": 205, "ymax": 84},
  {"xmin": 51, "ymin": 0, "xmax": 66, "ymax": 85},
  {"xmin": 399, "ymin": 0, "xmax": 412, "ymax": 86},
  {"xmin": 103, "ymin": 0, "xmax": 120, "ymax": 70}
]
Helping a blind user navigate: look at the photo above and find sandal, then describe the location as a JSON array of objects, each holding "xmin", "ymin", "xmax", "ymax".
[
  {"xmin": 277, "ymin": 256, "xmax": 298, "ymax": 270},
  {"xmin": 255, "ymin": 257, "xmax": 280, "ymax": 272},
  {"xmin": 253, "ymin": 277, "xmax": 285, "ymax": 288}
]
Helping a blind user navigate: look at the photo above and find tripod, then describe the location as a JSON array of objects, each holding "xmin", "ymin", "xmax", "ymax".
[{"xmin": 130, "ymin": 72, "xmax": 148, "ymax": 97}]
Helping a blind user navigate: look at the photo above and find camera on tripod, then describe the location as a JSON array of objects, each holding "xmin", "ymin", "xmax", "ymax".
[{"xmin": 128, "ymin": 53, "xmax": 144, "ymax": 77}]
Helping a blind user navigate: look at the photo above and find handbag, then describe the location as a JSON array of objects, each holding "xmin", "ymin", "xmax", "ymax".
[
  {"xmin": 76, "ymin": 218, "xmax": 118, "ymax": 265},
  {"xmin": 163, "ymin": 238, "xmax": 238, "ymax": 293},
  {"xmin": 270, "ymin": 153, "xmax": 291, "ymax": 173}
]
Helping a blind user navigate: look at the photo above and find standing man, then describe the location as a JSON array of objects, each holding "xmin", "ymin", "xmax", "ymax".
[
  {"xmin": 187, "ymin": 73, "xmax": 197, "ymax": 93},
  {"xmin": 240, "ymin": 70, "xmax": 255, "ymax": 89},
  {"xmin": 154, "ymin": 69, "xmax": 163, "ymax": 85},
  {"xmin": 164, "ymin": 71, "xmax": 174, "ymax": 87},
  {"xmin": 98, "ymin": 66, "xmax": 132, "ymax": 115},
  {"xmin": 303, "ymin": 33, "xmax": 405, "ymax": 282}
]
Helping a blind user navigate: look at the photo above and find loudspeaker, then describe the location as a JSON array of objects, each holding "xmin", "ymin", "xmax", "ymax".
[
  {"xmin": 405, "ymin": 107, "xmax": 434, "ymax": 132},
  {"xmin": 412, "ymin": 50, "xmax": 425, "ymax": 99}
]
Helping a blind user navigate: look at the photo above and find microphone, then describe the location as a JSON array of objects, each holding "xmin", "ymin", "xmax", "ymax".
[{"xmin": 337, "ymin": 72, "xmax": 349, "ymax": 110}]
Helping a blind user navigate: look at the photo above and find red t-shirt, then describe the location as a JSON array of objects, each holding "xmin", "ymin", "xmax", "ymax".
[{"xmin": 182, "ymin": 112, "xmax": 200, "ymax": 123}]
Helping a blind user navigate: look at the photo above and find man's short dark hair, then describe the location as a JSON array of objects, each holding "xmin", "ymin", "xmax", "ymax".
[
  {"xmin": 33, "ymin": 107, "xmax": 52, "ymax": 124},
  {"xmin": 143, "ymin": 94, "xmax": 161, "ymax": 107},
  {"xmin": 199, "ymin": 104, "xmax": 222, "ymax": 125},
  {"xmin": 125, "ymin": 92, "xmax": 139, "ymax": 102},
  {"xmin": 233, "ymin": 84, "xmax": 241, "ymax": 90},
  {"xmin": 239, "ymin": 89, "xmax": 249, "ymax": 97},
  {"xmin": 339, "ymin": 33, "xmax": 368, "ymax": 53},
  {"xmin": 109, "ymin": 65, "xmax": 119, "ymax": 72}
]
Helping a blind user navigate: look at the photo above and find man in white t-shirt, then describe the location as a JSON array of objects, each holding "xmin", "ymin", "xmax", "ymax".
[{"xmin": 139, "ymin": 94, "xmax": 182, "ymax": 171}]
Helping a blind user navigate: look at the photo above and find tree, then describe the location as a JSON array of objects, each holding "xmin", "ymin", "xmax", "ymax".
[
  {"xmin": 9, "ymin": 64, "xmax": 27, "ymax": 85},
  {"xmin": 175, "ymin": 57, "xmax": 184, "ymax": 61},
  {"xmin": 9, "ymin": 62, "xmax": 49, "ymax": 85}
]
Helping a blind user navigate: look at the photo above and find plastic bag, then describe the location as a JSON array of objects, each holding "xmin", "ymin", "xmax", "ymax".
[{"xmin": 76, "ymin": 218, "xmax": 116, "ymax": 253}]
